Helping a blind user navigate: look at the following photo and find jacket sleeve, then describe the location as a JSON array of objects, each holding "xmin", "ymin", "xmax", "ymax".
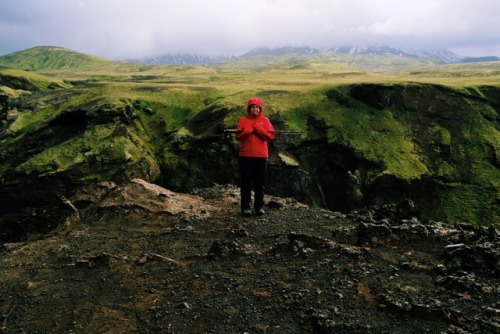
[
  {"xmin": 235, "ymin": 118, "xmax": 253, "ymax": 142},
  {"xmin": 254, "ymin": 118, "xmax": 275, "ymax": 141}
]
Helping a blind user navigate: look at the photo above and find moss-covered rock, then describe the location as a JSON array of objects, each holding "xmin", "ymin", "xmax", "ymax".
[
  {"xmin": 0, "ymin": 95, "xmax": 160, "ymax": 221},
  {"xmin": 296, "ymin": 83, "xmax": 499, "ymax": 225}
]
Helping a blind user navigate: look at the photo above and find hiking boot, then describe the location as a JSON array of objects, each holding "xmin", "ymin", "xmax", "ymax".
[
  {"xmin": 241, "ymin": 209, "xmax": 252, "ymax": 217},
  {"xmin": 255, "ymin": 207, "xmax": 265, "ymax": 216}
]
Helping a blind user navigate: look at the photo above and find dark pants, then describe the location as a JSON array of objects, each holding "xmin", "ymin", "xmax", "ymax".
[{"xmin": 239, "ymin": 157, "xmax": 268, "ymax": 211}]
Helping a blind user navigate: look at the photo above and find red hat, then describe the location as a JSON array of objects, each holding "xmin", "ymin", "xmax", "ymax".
[{"xmin": 247, "ymin": 97, "xmax": 263, "ymax": 113}]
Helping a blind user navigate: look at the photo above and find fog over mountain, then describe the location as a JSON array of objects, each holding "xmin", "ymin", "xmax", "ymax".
[{"xmin": 132, "ymin": 45, "xmax": 499, "ymax": 65}]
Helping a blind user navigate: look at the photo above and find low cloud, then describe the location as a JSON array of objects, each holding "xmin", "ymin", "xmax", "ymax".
[{"xmin": 0, "ymin": 0, "xmax": 499, "ymax": 59}]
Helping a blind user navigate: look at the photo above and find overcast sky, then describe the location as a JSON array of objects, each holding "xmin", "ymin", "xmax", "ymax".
[{"xmin": 1, "ymin": 0, "xmax": 499, "ymax": 60}]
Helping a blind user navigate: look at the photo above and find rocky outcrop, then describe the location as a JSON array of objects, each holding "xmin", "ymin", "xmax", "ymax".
[
  {"xmin": 0, "ymin": 96, "xmax": 160, "ymax": 240},
  {"xmin": 0, "ymin": 180, "xmax": 498, "ymax": 333}
]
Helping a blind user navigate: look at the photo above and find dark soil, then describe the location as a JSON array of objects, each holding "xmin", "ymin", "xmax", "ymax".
[{"xmin": 0, "ymin": 179, "xmax": 499, "ymax": 333}]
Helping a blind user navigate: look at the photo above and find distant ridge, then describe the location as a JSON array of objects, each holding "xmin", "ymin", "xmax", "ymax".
[
  {"xmin": 132, "ymin": 53, "xmax": 236, "ymax": 65},
  {"xmin": 240, "ymin": 46, "xmax": 320, "ymax": 57},
  {"xmin": 327, "ymin": 46, "xmax": 465, "ymax": 63},
  {"xmin": 133, "ymin": 45, "xmax": 499, "ymax": 66},
  {"xmin": 328, "ymin": 45, "xmax": 418, "ymax": 58},
  {"xmin": 459, "ymin": 56, "xmax": 500, "ymax": 63}
]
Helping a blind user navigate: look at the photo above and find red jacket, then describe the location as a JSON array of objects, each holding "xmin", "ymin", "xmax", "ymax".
[{"xmin": 236, "ymin": 98, "xmax": 275, "ymax": 158}]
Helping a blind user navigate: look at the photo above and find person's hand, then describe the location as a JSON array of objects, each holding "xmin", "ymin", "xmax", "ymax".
[
  {"xmin": 254, "ymin": 124, "xmax": 270, "ymax": 139},
  {"xmin": 254, "ymin": 124, "xmax": 265, "ymax": 134},
  {"xmin": 242, "ymin": 127, "xmax": 254, "ymax": 135}
]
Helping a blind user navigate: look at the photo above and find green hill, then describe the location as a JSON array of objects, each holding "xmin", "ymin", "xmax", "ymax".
[{"xmin": 0, "ymin": 46, "xmax": 118, "ymax": 71}]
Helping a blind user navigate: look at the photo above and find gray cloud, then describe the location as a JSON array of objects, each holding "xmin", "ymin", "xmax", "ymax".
[{"xmin": 0, "ymin": 0, "xmax": 499, "ymax": 59}]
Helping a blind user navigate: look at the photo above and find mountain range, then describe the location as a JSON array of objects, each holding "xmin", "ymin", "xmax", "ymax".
[{"xmin": 132, "ymin": 45, "xmax": 500, "ymax": 66}]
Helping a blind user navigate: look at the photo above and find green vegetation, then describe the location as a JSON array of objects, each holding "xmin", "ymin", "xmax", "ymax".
[
  {"xmin": 0, "ymin": 46, "xmax": 499, "ymax": 226},
  {"xmin": 0, "ymin": 46, "xmax": 116, "ymax": 71},
  {"xmin": 0, "ymin": 67, "xmax": 69, "ymax": 92}
]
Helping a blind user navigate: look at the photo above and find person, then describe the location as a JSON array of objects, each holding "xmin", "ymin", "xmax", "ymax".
[{"xmin": 236, "ymin": 97, "xmax": 275, "ymax": 217}]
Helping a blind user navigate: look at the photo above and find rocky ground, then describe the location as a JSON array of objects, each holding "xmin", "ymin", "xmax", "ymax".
[{"xmin": 0, "ymin": 179, "xmax": 499, "ymax": 333}]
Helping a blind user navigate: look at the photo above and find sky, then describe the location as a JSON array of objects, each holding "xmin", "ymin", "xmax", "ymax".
[{"xmin": 1, "ymin": 0, "xmax": 499, "ymax": 60}]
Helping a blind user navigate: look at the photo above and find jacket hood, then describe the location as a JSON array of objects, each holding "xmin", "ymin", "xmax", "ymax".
[{"xmin": 247, "ymin": 97, "xmax": 263, "ymax": 114}]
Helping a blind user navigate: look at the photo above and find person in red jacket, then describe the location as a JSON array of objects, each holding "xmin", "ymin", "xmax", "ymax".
[{"xmin": 236, "ymin": 97, "xmax": 275, "ymax": 216}]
